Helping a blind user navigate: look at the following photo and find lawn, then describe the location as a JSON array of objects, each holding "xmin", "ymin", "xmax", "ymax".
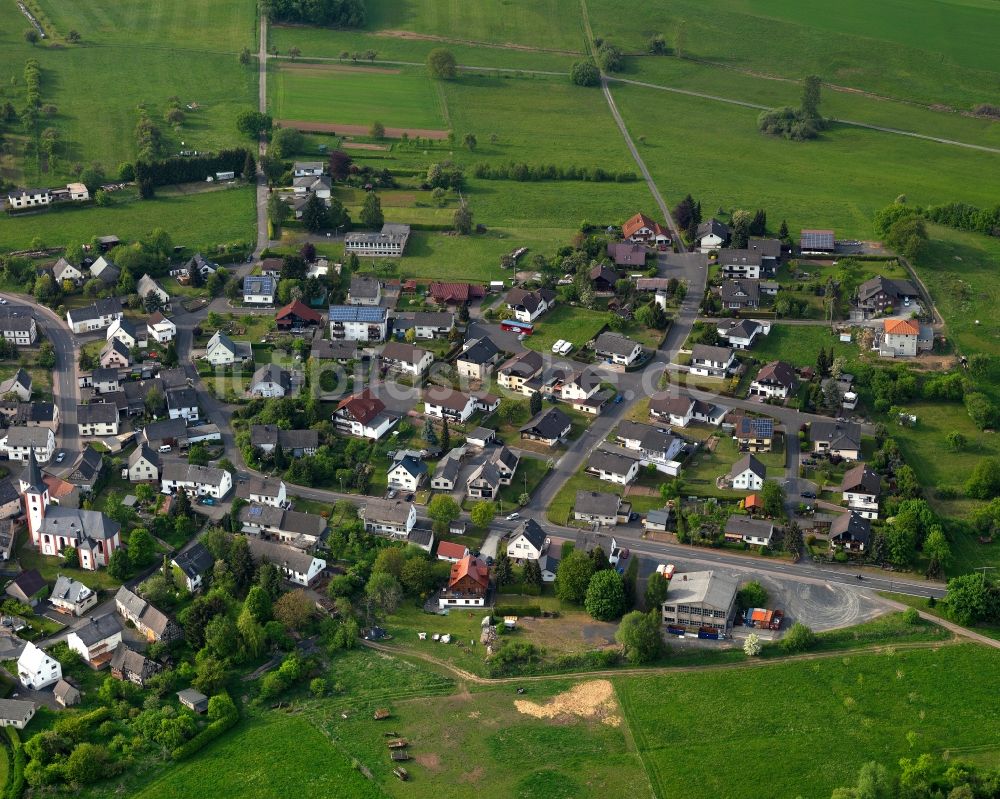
[
  {"xmin": 126, "ymin": 713, "xmax": 385, "ymax": 799},
  {"xmin": 0, "ymin": 187, "xmax": 256, "ymax": 252},
  {"xmin": 616, "ymin": 643, "xmax": 1000, "ymax": 799},
  {"xmin": 879, "ymin": 593, "xmax": 1000, "ymax": 642},
  {"xmin": 523, "ymin": 305, "xmax": 612, "ymax": 354},
  {"xmin": 748, "ymin": 324, "xmax": 860, "ymax": 370},
  {"xmin": 587, "ymin": 0, "xmax": 1000, "ymax": 108},
  {"xmin": 16, "ymin": 530, "xmax": 123, "ymax": 592},
  {"xmin": 682, "ymin": 434, "xmax": 764, "ymax": 500},
  {"xmin": 271, "ymin": 62, "xmax": 448, "ymax": 130},
  {"xmin": 608, "ymin": 81, "xmax": 1000, "ymax": 240},
  {"xmin": 496, "ymin": 455, "xmax": 550, "ymax": 509},
  {"xmin": 546, "ymin": 466, "xmax": 670, "ymax": 526}
]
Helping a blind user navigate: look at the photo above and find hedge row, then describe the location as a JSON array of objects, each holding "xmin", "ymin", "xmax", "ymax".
[
  {"xmin": 472, "ymin": 162, "xmax": 638, "ymax": 183},
  {"xmin": 4, "ymin": 727, "xmax": 24, "ymax": 799},
  {"xmin": 134, "ymin": 149, "xmax": 254, "ymax": 188},
  {"xmin": 492, "ymin": 604, "xmax": 543, "ymax": 617},
  {"xmin": 171, "ymin": 695, "xmax": 238, "ymax": 761}
]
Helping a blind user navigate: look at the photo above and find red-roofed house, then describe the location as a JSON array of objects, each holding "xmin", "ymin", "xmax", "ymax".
[
  {"xmin": 276, "ymin": 300, "xmax": 324, "ymax": 329},
  {"xmin": 880, "ymin": 318, "xmax": 920, "ymax": 357},
  {"xmin": 334, "ymin": 389, "xmax": 398, "ymax": 440},
  {"xmin": 622, "ymin": 213, "xmax": 670, "ymax": 248},
  {"xmin": 439, "ymin": 554, "xmax": 490, "ymax": 608},
  {"xmin": 436, "ymin": 541, "xmax": 469, "ymax": 563},
  {"xmin": 429, "ymin": 282, "xmax": 485, "ymax": 306}
]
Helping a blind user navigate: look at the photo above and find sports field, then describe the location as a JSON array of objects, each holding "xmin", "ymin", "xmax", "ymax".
[{"xmin": 272, "ymin": 63, "xmax": 448, "ymax": 130}]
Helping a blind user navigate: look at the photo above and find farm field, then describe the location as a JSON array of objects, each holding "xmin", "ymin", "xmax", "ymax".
[
  {"xmin": 609, "ymin": 82, "xmax": 1000, "ymax": 239},
  {"xmin": 587, "ymin": 0, "xmax": 1000, "ymax": 108},
  {"xmin": 0, "ymin": 186, "xmax": 256, "ymax": 252},
  {"xmin": 272, "ymin": 63, "xmax": 448, "ymax": 130},
  {"xmin": 617, "ymin": 644, "xmax": 1000, "ymax": 799}
]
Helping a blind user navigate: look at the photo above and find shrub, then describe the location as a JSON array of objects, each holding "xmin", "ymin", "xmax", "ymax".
[
  {"xmin": 902, "ymin": 607, "xmax": 920, "ymax": 625},
  {"xmin": 570, "ymin": 61, "xmax": 599, "ymax": 87},
  {"xmin": 782, "ymin": 622, "xmax": 817, "ymax": 653},
  {"xmin": 172, "ymin": 692, "xmax": 238, "ymax": 760}
]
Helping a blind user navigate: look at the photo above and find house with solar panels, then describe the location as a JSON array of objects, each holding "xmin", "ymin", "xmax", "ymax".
[
  {"xmin": 799, "ymin": 229, "xmax": 835, "ymax": 254},
  {"xmin": 733, "ymin": 415, "xmax": 775, "ymax": 452},
  {"xmin": 243, "ymin": 275, "xmax": 276, "ymax": 306},
  {"xmin": 328, "ymin": 305, "xmax": 388, "ymax": 342}
]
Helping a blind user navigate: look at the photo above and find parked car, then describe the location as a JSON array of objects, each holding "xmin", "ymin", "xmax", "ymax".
[
  {"xmin": 506, "ymin": 512, "xmax": 520, "ymax": 521},
  {"xmin": 55, "ymin": 452, "xmax": 65, "ymax": 463},
  {"xmin": 199, "ymin": 497, "xmax": 216, "ymax": 506},
  {"xmin": 614, "ymin": 394, "xmax": 624, "ymax": 404},
  {"xmin": 801, "ymin": 490, "xmax": 816, "ymax": 499}
]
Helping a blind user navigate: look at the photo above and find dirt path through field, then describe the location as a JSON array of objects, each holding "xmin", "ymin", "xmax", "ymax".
[
  {"xmin": 281, "ymin": 62, "xmax": 401, "ymax": 75},
  {"xmin": 277, "ymin": 120, "xmax": 449, "ymax": 139}
]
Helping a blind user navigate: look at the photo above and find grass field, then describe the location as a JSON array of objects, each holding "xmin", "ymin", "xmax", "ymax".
[
  {"xmin": 272, "ymin": 63, "xmax": 447, "ymax": 130},
  {"xmin": 587, "ymin": 0, "xmax": 1000, "ymax": 108},
  {"xmin": 748, "ymin": 324, "xmax": 859, "ymax": 369},
  {"xmin": 617, "ymin": 644, "xmax": 1000, "ymax": 799},
  {"xmin": 0, "ymin": 186, "xmax": 256, "ymax": 252},
  {"xmin": 523, "ymin": 305, "xmax": 611, "ymax": 353}
]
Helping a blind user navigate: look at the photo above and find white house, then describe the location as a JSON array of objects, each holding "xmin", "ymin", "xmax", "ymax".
[
  {"xmin": 171, "ymin": 542, "xmax": 215, "ymax": 593},
  {"xmin": 0, "ymin": 368, "xmax": 32, "ymax": 402},
  {"xmin": 243, "ymin": 275, "xmax": 276, "ymax": 306},
  {"xmin": 293, "ymin": 174, "xmax": 332, "ymax": 198},
  {"xmin": 361, "ymin": 498, "xmax": 417, "ymax": 539},
  {"xmin": 841, "ymin": 463, "xmax": 881, "ymax": 520},
  {"xmin": 333, "ymin": 390, "xmax": 398, "ymax": 440},
  {"xmin": 695, "ymin": 218, "xmax": 729, "ymax": 252},
  {"xmin": 387, "ymin": 455, "xmax": 428, "ymax": 492},
  {"xmin": 127, "ymin": 445, "xmax": 160, "ymax": 483},
  {"xmin": 689, "ymin": 344, "xmax": 736, "ymax": 378},
  {"xmin": 615, "ymin": 421, "xmax": 684, "ymax": 475},
  {"xmin": 328, "ymin": 305, "xmax": 388, "ymax": 342},
  {"xmin": 146, "ymin": 311, "xmax": 176, "ymax": 343},
  {"xmin": 346, "ymin": 276, "xmax": 382, "ymax": 306},
  {"xmin": 749, "ymin": 360, "xmax": 797, "ymax": 399},
  {"xmin": 293, "ymin": 161, "xmax": 325, "ymax": 177},
  {"xmin": 66, "ymin": 614, "xmax": 123, "ymax": 666},
  {"xmin": 380, "ymin": 341, "xmax": 433, "ymax": 377},
  {"xmin": 0, "ymin": 699, "xmax": 37, "ymax": 730},
  {"xmin": 106, "ymin": 317, "xmax": 145, "ymax": 350},
  {"xmin": 588, "ymin": 446, "xmax": 641, "ymax": 486},
  {"xmin": 166, "ymin": 387, "xmax": 200, "ymax": 421},
  {"xmin": 205, "ymin": 330, "xmax": 251, "ymax": 366},
  {"xmin": 248, "ymin": 364, "xmax": 291, "ymax": 398},
  {"xmin": 17, "ymin": 642, "xmax": 62, "ymax": 690},
  {"xmin": 344, "ymin": 223, "xmax": 410, "ymax": 257},
  {"xmin": 720, "ymin": 319, "xmax": 768, "ymax": 350},
  {"xmin": 137, "ymin": 274, "xmax": 170, "ymax": 309},
  {"xmin": 1, "ymin": 426, "xmax": 55, "ymax": 463},
  {"xmin": 505, "ymin": 288, "xmax": 555, "ymax": 323},
  {"xmin": 507, "ymin": 519, "xmax": 548, "ymax": 561},
  {"xmin": 424, "ymin": 387, "xmax": 475, "ymax": 423},
  {"xmin": 7, "ymin": 188, "xmax": 51, "ymax": 209},
  {"xmin": 0, "ymin": 307, "xmax": 38, "ymax": 346},
  {"xmin": 456, "ymin": 337, "xmax": 501, "ymax": 381},
  {"xmin": 724, "ymin": 516, "xmax": 775, "ymax": 547},
  {"xmin": 160, "ymin": 463, "xmax": 233, "ymax": 498},
  {"xmin": 558, "ymin": 370, "xmax": 601, "ymax": 403},
  {"xmin": 729, "ymin": 454, "xmax": 765, "ymax": 490},
  {"xmin": 594, "ymin": 332, "xmax": 643, "ymax": 367},
  {"xmin": 50, "ymin": 575, "xmax": 98, "ymax": 616},
  {"xmin": 53, "ymin": 258, "xmax": 85, "ymax": 284},
  {"xmin": 67, "ymin": 299, "xmax": 123, "ymax": 334},
  {"xmin": 77, "ymin": 403, "xmax": 120, "ymax": 436}
]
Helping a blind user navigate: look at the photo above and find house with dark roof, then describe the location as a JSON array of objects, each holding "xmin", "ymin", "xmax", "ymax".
[
  {"xmin": 392, "ymin": 310, "xmax": 454, "ymax": 339},
  {"xmin": 171, "ymin": 542, "xmax": 215, "ymax": 592},
  {"xmin": 53, "ymin": 679, "xmax": 80, "ymax": 708},
  {"xmin": 328, "ymin": 304, "xmax": 388, "ymax": 341},
  {"xmin": 249, "ymin": 425, "xmax": 318, "ymax": 457},
  {"xmin": 456, "ymin": 336, "xmax": 501, "ymax": 381},
  {"xmin": 615, "ymin": 421, "xmax": 684, "ymax": 472},
  {"xmin": 648, "ymin": 394, "xmax": 725, "ymax": 427},
  {"xmin": 733, "ymin": 415, "xmax": 775, "ymax": 452},
  {"xmin": 310, "ymin": 334, "xmax": 357, "ymax": 362},
  {"xmin": 67, "ymin": 613, "xmax": 123, "ymax": 666},
  {"xmin": 607, "ymin": 241, "xmax": 647, "ymax": 268},
  {"xmin": 347, "ymin": 275, "xmax": 382, "ymax": 306},
  {"xmin": 497, "ymin": 350, "xmax": 543, "ymax": 393},
  {"xmin": 841, "ymin": 464, "xmax": 881, "ymax": 519},
  {"xmin": 160, "ymin": 463, "xmax": 233, "ymax": 499},
  {"xmin": 466, "ymin": 446, "xmax": 519, "ymax": 500},
  {"xmin": 587, "ymin": 445, "xmax": 640, "ymax": 486},
  {"xmin": 573, "ymin": 490, "xmax": 623, "ymax": 527},
  {"xmin": 810, "ymin": 420, "xmax": 862, "ymax": 460},
  {"xmin": 508, "ymin": 519, "xmax": 548, "ymax": 561},
  {"xmin": 696, "ymin": 218, "xmax": 730, "ymax": 252},
  {"xmin": 0, "ymin": 369, "xmax": 31, "ymax": 402},
  {"xmin": 430, "ymin": 448, "xmax": 464, "ymax": 491},
  {"xmin": 360, "ymin": 498, "xmax": 417, "ymax": 539},
  {"xmin": 424, "ymin": 387, "xmax": 476, "ymax": 423},
  {"xmin": 67, "ymin": 298, "xmax": 123, "ymax": 334},
  {"xmin": 245, "ymin": 536, "xmax": 327, "ymax": 586},
  {"xmin": 520, "ymin": 407, "xmax": 572, "ymax": 447},
  {"xmin": 588, "ymin": 263, "xmax": 619, "ymax": 293},
  {"xmin": 505, "ymin": 287, "xmax": 556, "ymax": 323},
  {"xmin": 99, "ymin": 338, "xmax": 131, "ymax": 369},
  {"xmin": 718, "ymin": 248, "xmax": 764, "ymax": 280},
  {"xmin": 720, "ymin": 278, "xmax": 760, "ymax": 310},
  {"xmin": 111, "ymin": 643, "xmax": 161, "ymax": 686},
  {"xmin": 205, "ymin": 330, "xmax": 252, "ymax": 366},
  {"xmin": 248, "ymin": 364, "xmax": 292, "ymax": 398},
  {"xmin": 115, "ymin": 586, "xmax": 181, "ymax": 641},
  {"xmin": 724, "ymin": 516, "xmax": 775, "ymax": 547},
  {"xmin": 749, "ymin": 360, "xmax": 797, "ymax": 399},
  {"xmin": 829, "ymin": 512, "xmax": 871, "ymax": 552},
  {"xmin": 239, "ymin": 504, "xmax": 327, "ymax": 550},
  {"xmin": 275, "ymin": 299, "xmax": 324, "ymax": 329},
  {"xmin": 854, "ymin": 276, "xmax": 919, "ymax": 317},
  {"xmin": 730, "ymin": 454, "xmax": 766, "ymax": 490},
  {"xmin": 387, "ymin": 455, "xmax": 428, "ymax": 492},
  {"xmin": 594, "ymin": 332, "xmax": 643, "ymax": 367},
  {"xmin": 50, "ymin": 575, "xmax": 97, "ymax": 616},
  {"xmin": 718, "ymin": 318, "xmax": 767, "ymax": 350},
  {"xmin": 237, "ymin": 475, "xmax": 287, "ymax": 507},
  {"xmin": 243, "ymin": 275, "xmax": 276, "ymax": 306},
  {"xmin": 127, "ymin": 444, "xmax": 160, "ymax": 483},
  {"xmin": 800, "ymin": 229, "xmax": 835, "ymax": 253},
  {"xmin": 381, "ymin": 341, "xmax": 433, "ymax": 377},
  {"xmin": 334, "ymin": 389, "xmax": 398, "ymax": 440},
  {"xmin": 5, "ymin": 570, "xmax": 47, "ymax": 606},
  {"xmin": 689, "ymin": 344, "xmax": 736, "ymax": 378}
]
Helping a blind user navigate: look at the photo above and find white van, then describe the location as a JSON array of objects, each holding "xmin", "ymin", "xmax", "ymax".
[{"xmin": 158, "ymin": 444, "xmax": 172, "ymax": 453}]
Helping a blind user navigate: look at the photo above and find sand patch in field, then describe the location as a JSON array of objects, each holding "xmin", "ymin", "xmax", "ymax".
[{"xmin": 515, "ymin": 680, "xmax": 621, "ymax": 727}]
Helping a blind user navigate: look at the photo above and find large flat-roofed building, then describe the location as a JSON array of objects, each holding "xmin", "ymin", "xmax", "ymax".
[
  {"xmin": 344, "ymin": 223, "xmax": 410, "ymax": 257},
  {"xmin": 661, "ymin": 570, "xmax": 738, "ymax": 632}
]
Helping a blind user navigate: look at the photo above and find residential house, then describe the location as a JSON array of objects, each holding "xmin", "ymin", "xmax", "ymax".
[
  {"xmin": 392, "ymin": 311, "xmax": 454, "ymax": 339},
  {"xmin": 205, "ymin": 331, "xmax": 252, "ymax": 366},
  {"xmin": 734, "ymin": 416, "xmax": 774, "ymax": 452},
  {"xmin": 89, "ymin": 256, "xmax": 120, "ymax": 284},
  {"xmin": 347, "ymin": 276, "xmax": 382, "ymax": 306},
  {"xmin": 5, "ymin": 570, "xmax": 46, "ymax": 606},
  {"xmin": 718, "ymin": 249, "xmax": 764, "ymax": 280},
  {"xmin": 644, "ymin": 509, "xmax": 671, "ymax": 533},
  {"xmin": 724, "ymin": 516, "xmax": 775, "ymax": 547},
  {"xmin": 841, "ymin": 464, "xmax": 881, "ymax": 519},
  {"xmin": 177, "ymin": 688, "xmax": 209, "ymax": 714},
  {"xmin": 719, "ymin": 319, "xmax": 768, "ymax": 350},
  {"xmin": 107, "ymin": 317, "xmax": 146, "ymax": 350},
  {"xmin": 77, "ymin": 403, "xmax": 119, "ymax": 437},
  {"xmin": 615, "ymin": 421, "xmax": 684, "ymax": 474},
  {"xmin": 880, "ymin": 317, "xmax": 920, "ymax": 357},
  {"xmin": 99, "ymin": 339, "xmax": 131, "ymax": 369},
  {"xmin": 17, "ymin": 642, "xmax": 61, "ymax": 689},
  {"xmin": 293, "ymin": 161, "xmax": 325, "ymax": 177},
  {"xmin": 1, "ymin": 427, "xmax": 56, "ymax": 462},
  {"xmin": 810, "ymin": 420, "xmax": 862, "ymax": 460},
  {"xmin": 66, "ymin": 614, "xmax": 124, "ymax": 667},
  {"xmin": 537, "ymin": 553, "xmax": 560, "ymax": 583},
  {"xmin": 456, "ymin": 337, "xmax": 501, "ymax": 381},
  {"xmin": 424, "ymin": 387, "xmax": 476, "ymax": 423},
  {"xmin": 466, "ymin": 446, "xmax": 519, "ymax": 500},
  {"xmin": 171, "ymin": 542, "xmax": 215, "ymax": 592},
  {"xmin": 381, "ymin": 341, "xmax": 433, "ymax": 377},
  {"xmin": 749, "ymin": 360, "xmax": 797, "ymax": 399},
  {"xmin": 236, "ymin": 476, "xmax": 287, "ymax": 508},
  {"xmin": 648, "ymin": 395, "xmax": 724, "ymax": 427},
  {"xmin": 505, "ymin": 287, "xmax": 556, "ymax": 323},
  {"xmin": 275, "ymin": 299, "xmax": 324, "ymax": 330},
  {"xmin": 607, "ymin": 241, "xmax": 647, "ymax": 268},
  {"xmin": 115, "ymin": 586, "xmax": 181, "ymax": 641},
  {"xmin": 293, "ymin": 174, "xmax": 332, "ymax": 197},
  {"xmin": 88, "ymin": 367, "xmax": 122, "ymax": 394},
  {"xmin": 180, "ymin": 253, "xmax": 217, "ymax": 281},
  {"xmin": 520, "ymin": 407, "xmax": 572, "ymax": 446},
  {"xmin": 328, "ymin": 305, "xmax": 388, "ymax": 341},
  {"xmin": 160, "ymin": 463, "xmax": 233, "ymax": 498},
  {"xmin": 53, "ymin": 258, "xmax": 85, "ymax": 284},
  {"xmin": 239, "ymin": 505, "xmax": 327, "ymax": 550},
  {"xmin": 438, "ymin": 555, "xmax": 490, "ymax": 609},
  {"xmin": 622, "ymin": 212, "xmax": 670, "ymax": 247},
  {"xmin": 0, "ymin": 307, "xmax": 38, "ymax": 345},
  {"xmin": 310, "ymin": 335, "xmax": 357, "ymax": 362},
  {"xmin": 854, "ymin": 276, "xmax": 919, "ymax": 316},
  {"xmin": 110, "ymin": 644, "xmax": 160, "ymax": 686},
  {"xmin": 387, "ymin": 455, "xmax": 428, "ymax": 492},
  {"xmin": 800, "ymin": 229, "xmax": 836, "ymax": 253},
  {"xmin": 588, "ymin": 263, "xmax": 619, "ymax": 293},
  {"xmin": 430, "ymin": 449, "xmax": 463, "ymax": 491},
  {"xmin": 829, "ymin": 512, "xmax": 871, "ymax": 552},
  {"xmin": 660, "ymin": 570, "xmax": 737, "ymax": 632},
  {"xmin": 333, "ymin": 389, "xmax": 398, "ymax": 440},
  {"xmin": 53, "ymin": 680, "xmax": 80, "ymax": 708},
  {"xmin": 720, "ymin": 278, "xmax": 760, "ymax": 310},
  {"xmin": 696, "ymin": 218, "xmax": 730, "ymax": 252},
  {"xmin": 166, "ymin": 386, "xmax": 200, "ymax": 421},
  {"xmin": 473, "ymin": 391, "xmax": 499, "ymax": 414},
  {"xmin": 66, "ymin": 446, "xmax": 104, "ymax": 492},
  {"xmin": 0, "ymin": 478, "xmax": 22, "ymax": 520},
  {"xmin": 67, "ymin": 298, "xmax": 123, "ymax": 334},
  {"xmin": 0, "ymin": 369, "xmax": 31, "ymax": 402},
  {"xmin": 436, "ymin": 541, "xmax": 469, "ymax": 563},
  {"xmin": 428, "ymin": 282, "xmax": 485, "ymax": 306},
  {"xmin": 587, "ymin": 445, "xmax": 640, "ymax": 485},
  {"xmin": 13, "ymin": 402, "xmax": 59, "ymax": 431},
  {"xmin": 730, "ymin": 454, "xmax": 766, "ymax": 490},
  {"xmin": 144, "ymin": 311, "xmax": 175, "ymax": 344},
  {"xmin": 594, "ymin": 332, "xmax": 643, "ymax": 367},
  {"xmin": 497, "ymin": 350, "xmax": 543, "ymax": 393},
  {"xmin": 7, "ymin": 187, "xmax": 51, "ymax": 209},
  {"xmin": 248, "ymin": 364, "xmax": 292, "ymax": 398},
  {"xmin": 508, "ymin": 519, "xmax": 548, "ymax": 561},
  {"xmin": 344, "ymin": 223, "xmax": 411, "ymax": 257},
  {"xmin": 573, "ymin": 491, "xmax": 622, "ymax": 527},
  {"xmin": 0, "ymin": 698, "xmax": 37, "ymax": 730},
  {"xmin": 249, "ymin": 425, "xmax": 318, "ymax": 457},
  {"xmin": 127, "ymin": 445, "xmax": 160, "ymax": 483},
  {"xmin": 137, "ymin": 274, "xmax": 170, "ymax": 309},
  {"xmin": 361, "ymin": 498, "xmax": 417, "ymax": 539},
  {"xmin": 243, "ymin": 275, "xmax": 276, "ymax": 306},
  {"xmin": 689, "ymin": 344, "xmax": 736, "ymax": 378}
]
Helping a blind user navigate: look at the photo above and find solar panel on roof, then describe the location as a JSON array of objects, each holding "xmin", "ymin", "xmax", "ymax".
[{"xmin": 249, "ymin": 506, "xmax": 262, "ymax": 516}]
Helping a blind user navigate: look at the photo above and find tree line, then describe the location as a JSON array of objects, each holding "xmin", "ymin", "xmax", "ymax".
[
  {"xmin": 471, "ymin": 162, "xmax": 638, "ymax": 183},
  {"xmin": 261, "ymin": 0, "xmax": 366, "ymax": 25},
  {"xmin": 133, "ymin": 148, "xmax": 255, "ymax": 188}
]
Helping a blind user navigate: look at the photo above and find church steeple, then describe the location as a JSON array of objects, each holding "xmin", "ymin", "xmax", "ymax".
[
  {"xmin": 18, "ymin": 450, "xmax": 48, "ymax": 547},
  {"xmin": 19, "ymin": 450, "xmax": 46, "ymax": 494}
]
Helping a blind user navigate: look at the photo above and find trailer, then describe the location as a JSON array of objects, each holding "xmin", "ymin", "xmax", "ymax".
[
  {"xmin": 393, "ymin": 767, "xmax": 410, "ymax": 781},
  {"xmin": 655, "ymin": 563, "xmax": 676, "ymax": 580},
  {"xmin": 390, "ymin": 750, "xmax": 411, "ymax": 762},
  {"xmin": 666, "ymin": 625, "xmax": 686, "ymax": 637},
  {"xmin": 697, "ymin": 627, "xmax": 722, "ymax": 640}
]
